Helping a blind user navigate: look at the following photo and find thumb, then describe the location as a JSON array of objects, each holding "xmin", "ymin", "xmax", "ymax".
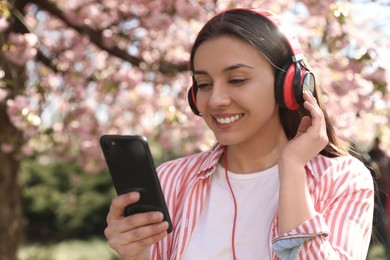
[{"xmin": 107, "ymin": 192, "xmax": 140, "ymax": 222}]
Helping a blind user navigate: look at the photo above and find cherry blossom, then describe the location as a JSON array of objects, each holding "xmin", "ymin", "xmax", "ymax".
[{"xmin": 1, "ymin": 0, "xmax": 389, "ymax": 168}]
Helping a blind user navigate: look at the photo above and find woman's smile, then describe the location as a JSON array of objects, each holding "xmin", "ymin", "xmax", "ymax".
[{"xmin": 213, "ymin": 113, "xmax": 244, "ymax": 128}]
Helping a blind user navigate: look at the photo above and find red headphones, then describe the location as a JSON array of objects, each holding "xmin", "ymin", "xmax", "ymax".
[{"xmin": 187, "ymin": 8, "xmax": 315, "ymax": 116}]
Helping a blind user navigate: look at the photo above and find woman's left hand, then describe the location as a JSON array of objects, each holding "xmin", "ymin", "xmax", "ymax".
[{"xmin": 280, "ymin": 91, "xmax": 329, "ymax": 167}]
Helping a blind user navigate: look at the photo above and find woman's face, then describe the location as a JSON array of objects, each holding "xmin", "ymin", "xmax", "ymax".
[{"xmin": 193, "ymin": 35, "xmax": 285, "ymax": 146}]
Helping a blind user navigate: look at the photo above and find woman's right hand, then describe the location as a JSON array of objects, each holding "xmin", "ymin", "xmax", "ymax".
[{"xmin": 104, "ymin": 192, "xmax": 169, "ymax": 260}]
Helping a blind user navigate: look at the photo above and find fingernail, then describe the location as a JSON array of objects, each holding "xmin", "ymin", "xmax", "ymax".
[
  {"xmin": 157, "ymin": 221, "xmax": 169, "ymax": 231},
  {"xmin": 161, "ymin": 221, "xmax": 169, "ymax": 229},
  {"xmin": 153, "ymin": 212, "xmax": 164, "ymax": 220},
  {"xmin": 129, "ymin": 192, "xmax": 140, "ymax": 200}
]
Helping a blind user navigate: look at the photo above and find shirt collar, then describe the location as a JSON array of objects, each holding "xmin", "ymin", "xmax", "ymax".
[
  {"xmin": 196, "ymin": 143, "xmax": 225, "ymax": 178},
  {"xmin": 195, "ymin": 143, "xmax": 317, "ymax": 178}
]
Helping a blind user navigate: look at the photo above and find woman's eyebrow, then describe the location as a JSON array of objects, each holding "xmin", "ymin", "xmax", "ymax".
[
  {"xmin": 193, "ymin": 63, "xmax": 254, "ymax": 75},
  {"xmin": 223, "ymin": 63, "xmax": 254, "ymax": 72},
  {"xmin": 193, "ymin": 70, "xmax": 208, "ymax": 76}
]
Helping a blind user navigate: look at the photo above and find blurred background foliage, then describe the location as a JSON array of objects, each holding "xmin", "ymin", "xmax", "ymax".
[
  {"xmin": 20, "ymin": 158, "xmax": 115, "ymax": 241},
  {"xmin": 18, "ymin": 157, "xmax": 119, "ymax": 259}
]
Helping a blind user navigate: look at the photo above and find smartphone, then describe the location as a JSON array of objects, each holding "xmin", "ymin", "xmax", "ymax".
[{"xmin": 100, "ymin": 135, "xmax": 172, "ymax": 233}]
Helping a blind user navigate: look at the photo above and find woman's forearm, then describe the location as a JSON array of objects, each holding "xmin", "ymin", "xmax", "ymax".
[{"xmin": 278, "ymin": 161, "xmax": 316, "ymax": 234}]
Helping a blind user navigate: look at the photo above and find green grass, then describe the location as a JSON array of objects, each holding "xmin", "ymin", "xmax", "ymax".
[{"xmin": 18, "ymin": 238, "xmax": 120, "ymax": 260}]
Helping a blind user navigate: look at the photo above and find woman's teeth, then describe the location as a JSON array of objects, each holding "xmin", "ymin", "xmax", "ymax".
[{"xmin": 215, "ymin": 114, "xmax": 241, "ymax": 124}]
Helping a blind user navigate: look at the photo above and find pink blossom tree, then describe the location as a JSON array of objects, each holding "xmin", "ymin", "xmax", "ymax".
[{"xmin": 1, "ymin": 0, "xmax": 389, "ymax": 258}]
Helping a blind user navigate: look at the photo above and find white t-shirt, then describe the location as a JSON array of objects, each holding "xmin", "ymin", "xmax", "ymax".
[{"xmin": 182, "ymin": 163, "xmax": 279, "ymax": 260}]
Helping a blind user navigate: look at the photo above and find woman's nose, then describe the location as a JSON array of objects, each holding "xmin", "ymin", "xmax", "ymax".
[{"xmin": 208, "ymin": 84, "xmax": 231, "ymax": 108}]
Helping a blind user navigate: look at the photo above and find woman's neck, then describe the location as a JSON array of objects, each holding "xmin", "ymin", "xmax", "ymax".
[{"xmin": 221, "ymin": 133, "xmax": 288, "ymax": 174}]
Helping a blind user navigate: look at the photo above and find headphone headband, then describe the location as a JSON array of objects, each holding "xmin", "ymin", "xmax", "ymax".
[
  {"xmin": 213, "ymin": 8, "xmax": 304, "ymax": 64},
  {"xmin": 255, "ymin": 10, "xmax": 303, "ymax": 61}
]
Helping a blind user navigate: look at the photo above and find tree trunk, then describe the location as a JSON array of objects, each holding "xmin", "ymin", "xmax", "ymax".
[
  {"xmin": 0, "ymin": 1, "xmax": 38, "ymax": 258},
  {"xmin": 0, "ymin": 102, "xmax": 25, "ymax": 259},
  {"xmin": 0, "ymin": 48, "xmax": 27, "ymax": 260},
  {"xmin": 0, "ymin": 0, "xmax": 29, "ymax": 253},
  {"xmin": 0, "ymin": 57, "xmax": 27, "ymax": 259},
  {"xmin": 0, "ymin": 132, "xmax": 24, "ymax": 260}
]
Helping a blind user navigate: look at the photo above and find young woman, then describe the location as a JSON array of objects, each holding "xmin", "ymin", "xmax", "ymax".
[{"xmin": 104, "ymin": 8, "xmax": 374, "ymax": 259}]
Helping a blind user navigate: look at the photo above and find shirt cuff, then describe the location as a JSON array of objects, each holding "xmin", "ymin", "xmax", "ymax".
[{"xmin": 272, "ymin": 213, "xmax": 330, "ymax": 259}]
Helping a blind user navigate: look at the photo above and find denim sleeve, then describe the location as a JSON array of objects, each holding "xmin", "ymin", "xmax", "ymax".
[
  {"xmin": 273, "ymin": 235, "xmax": 314, "ymax": 260},
  {"xmin": 272, "ymin": 214, "xmax": 330, "ymax": 259}
]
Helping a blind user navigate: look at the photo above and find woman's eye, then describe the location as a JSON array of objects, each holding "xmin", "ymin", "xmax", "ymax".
[
  {"xmin": 197, "ymin": 83, "xmax": 212, "ymax": 89},
  {"xmin": 229, "ymin": 79, "xmax": 247, "ymax": 85}
]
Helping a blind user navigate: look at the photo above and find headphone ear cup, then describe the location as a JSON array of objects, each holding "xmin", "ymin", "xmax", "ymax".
[
  {"xmin": 275, "ymin": 63, "xmax": 301, "ymax": 110},
  {"xmin": 292, "ymin": 62, "xmax": 303, "ymax": 106},
  {"xmin": 274, "ymin": 63, "xmax": 290, "ymax": 109},
  {"xmin": 187, "ymin": 85, "xmax": 201, "ymax": 116},
  {"xmin": 298, "ymin": 67, "xmax": 315, "ymax": 97}
]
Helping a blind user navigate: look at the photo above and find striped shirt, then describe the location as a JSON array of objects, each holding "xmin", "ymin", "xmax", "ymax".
[{"xmin": 151, "ymin": 144, "xmax": 374, "ymax": 259}]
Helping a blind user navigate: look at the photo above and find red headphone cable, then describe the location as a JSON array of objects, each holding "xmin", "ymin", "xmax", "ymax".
[{"xmin": 223, "ymin": 148, "xmax": 238, "ymax": 260}]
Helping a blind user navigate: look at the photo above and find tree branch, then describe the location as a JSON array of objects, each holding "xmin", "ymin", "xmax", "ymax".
[{"xmin": 32, "ymin": 0, "xmax": 188, "ymax": 74}]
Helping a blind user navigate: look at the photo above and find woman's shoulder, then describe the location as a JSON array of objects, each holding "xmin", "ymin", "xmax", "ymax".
[
  {"xmin": 308, "ymin": 154, "xmax": 375, "ymax": 203},
  {"xmin": 309, "ymin": 154, "xmax": 372, "ymax": 180}
]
